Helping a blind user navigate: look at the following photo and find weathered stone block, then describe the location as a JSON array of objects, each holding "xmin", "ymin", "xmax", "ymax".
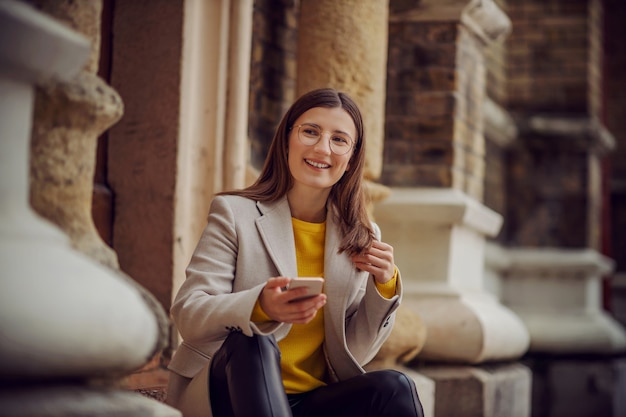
[
  {"xmin": 417, "ymin": 363, "xmax": 531, "ymax": 417},
  {"xmin": 504, "ymin": 134, "xmax": 591, "ymax": 247},
  {"xmin": 524, "ymin": 356, "xmax": 626, "ymax": 417},
  {"xmin": 0, "ymin": 385, "xmax": 179, "ymax": 417}
]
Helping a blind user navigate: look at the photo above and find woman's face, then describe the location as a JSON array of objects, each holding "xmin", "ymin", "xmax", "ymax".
[{"xmin": 287, "ymin": 106, "xmax": 356, "ymax": 195}]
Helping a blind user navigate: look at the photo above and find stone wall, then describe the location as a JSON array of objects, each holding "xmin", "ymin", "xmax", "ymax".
[
  {"xmin": 484, "ymin": 5, "xmax": 512, "ymax": 228},
  {"xmin": 497, "ymin": 0, "xmax": 590, "ymax": 113},
  {"xmin": 605, "ymin": 0, "xmax": 626, "ymax": 274},
  {"xmin": 107, "ymin": 0, "xmax": 184, "ymax": 311},
  {"xmin": 383, "ymin": 17, "xmax": 485, "ymax": 201},
  {"xmin": 248, "ymin": 0, "xmax": 298, "ymax": 170},
  {"xmin": 604, "ymin": 0, "xmax": 626, "ymax": 329},
  {"xmin": 485, "ymin": 23, "xmax": 507, "ymax": 106},
  {"xmin": 484, "ymin": 137, "xmax": 508, "ymax": 242},
  {"xmin": 494, "ymin": 0, "xmax": 605, "ymax": 248},
  {"xmin": 485, "ymin": 2, "xmax": 626, "ymax": 416},
  {"xmin": 505, "ymin": 135, "xmax": 591, "ymax": 247}
]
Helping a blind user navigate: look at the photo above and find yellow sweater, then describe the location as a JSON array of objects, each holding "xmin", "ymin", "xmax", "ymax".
[{"xmin": 251, "ymin": 218, "xmax": 397, "ymax": 394}]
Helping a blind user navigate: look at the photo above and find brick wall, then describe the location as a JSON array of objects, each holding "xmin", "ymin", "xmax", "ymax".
[
  {"xmin": 248, "ymin": 0, "xmax": 299, "ymax": 170},
  {"xmin": 383, "ymin": 16, "xmax": 485, "ymax": 201},
  {"xmin": 484, "ymin": 5, "xmax": 510, "ymax": 228},
  {"xmin": 485, "ymin": 30, "xmax": 507, "ymax": 106},
  {"xmin": 485, "ymin": 138, "xmax": 507, "ymax": 242},
  {"xmin": 494, "ymin": 0, "xmax": 605, "ymax": 247},
  {"xmin": 500, "ymin": 0, "xmax": 590, "ymax": 114},
  {"xmin": 505, "ymin": 136, "xmax": 590, "ymax": 247},
  {"xmin": 588, "ymin": 0, "xmax": 603, "ymax": 121}
]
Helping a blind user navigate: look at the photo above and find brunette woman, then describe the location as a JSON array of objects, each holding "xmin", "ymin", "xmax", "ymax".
[{"xmin": 166, "ymin": 88, "xmax": 423, "ymax": 417}]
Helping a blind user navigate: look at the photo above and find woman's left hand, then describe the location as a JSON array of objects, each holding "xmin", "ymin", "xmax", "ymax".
[{"xmin": 350, "ymin": 240, "xmax": 395, "ymax": 284}]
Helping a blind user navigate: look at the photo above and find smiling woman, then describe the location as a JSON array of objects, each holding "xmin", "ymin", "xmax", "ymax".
[
  {"xmin": 286, "ymin": 106, "xmax": 356, "ymax": 222},
  {"xmin": 166, "ymin": 88, "xmax": 424, "ymax": 417}
]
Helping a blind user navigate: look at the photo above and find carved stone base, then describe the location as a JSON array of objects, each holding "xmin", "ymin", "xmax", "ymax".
[
  {"xmin": 417, "ymin": 363, "xmax": 531, "ymax": 417},
  {"xmin": 502, "ymin": 248, "xmax": 626, "ymax": 354},
  {"xmin": 0, "ymin": 2, "xmax": 178, "ymax": 415},
  {"xmin": 375, "ymin": 188, "xmax": 530, "ymax": 363},
  {"xmin": 0, "ymin": 385, "xmax": 179, "ymax": 417}
]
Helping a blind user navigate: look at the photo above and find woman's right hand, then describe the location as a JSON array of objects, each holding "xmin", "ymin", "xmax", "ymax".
[{"xmin": 259, "ymin": 277, "xmax": 327, "ymax": 324}]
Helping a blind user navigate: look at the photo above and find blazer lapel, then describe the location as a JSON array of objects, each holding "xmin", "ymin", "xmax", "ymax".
[{"xmin": 256, "ymin": 197, "xmax": 298, "ymax": 279}]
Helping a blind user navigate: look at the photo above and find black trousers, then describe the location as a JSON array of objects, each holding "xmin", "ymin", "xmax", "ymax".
[{"xmin": 209, "ymin": 331, "xmax": 424, "ymax": 417}]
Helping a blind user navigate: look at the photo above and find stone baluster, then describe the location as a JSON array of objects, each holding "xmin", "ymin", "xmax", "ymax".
[
  {"xmin": 297, "ymin": 0, "xmax": 392, "ymax": 207},
  {"xmin": 23, "ymin": 0, "xmax": 170, "ymax": 376},
  {"xmin": 25, "ymin": 0, "xmax": 120, "ymax": 268},
  {"xmin": 0, "ymin": 1, "xmax": 179, "ymax": 415}
]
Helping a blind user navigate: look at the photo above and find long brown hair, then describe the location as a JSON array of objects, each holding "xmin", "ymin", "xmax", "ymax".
[{"xmin": 220, "ymin": 88, "xmax": 373, "ymax": 255}]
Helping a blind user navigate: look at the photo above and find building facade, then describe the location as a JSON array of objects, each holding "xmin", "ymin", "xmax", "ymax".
[{"xmin": 1, "ymin": 0, "xmax": 625, "ymax": 416}]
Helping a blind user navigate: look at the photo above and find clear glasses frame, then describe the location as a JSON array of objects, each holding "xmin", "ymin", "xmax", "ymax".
[{"xmin": 292, "ymin": 123, "xmax": 354, "ymax": 155}]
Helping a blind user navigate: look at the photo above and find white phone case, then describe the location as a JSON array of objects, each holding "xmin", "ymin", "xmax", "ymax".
[{"xmin": 288, "ymin": 277, "xmax": 324, "ymax": 301}]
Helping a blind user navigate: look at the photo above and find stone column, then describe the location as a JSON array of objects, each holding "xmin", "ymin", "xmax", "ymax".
[
  {"xmin": 503, "ymin": 247, "xmax": 624, "ymax": 353},
  {"xmin": 296, "ymin": 1, "xmax": 437, "ymax": 413},
  {"xmin": 0, "ymin": 1, "xmax": 179, "ymax": 415},
  {"xmin": 23, "ymin": 0, "xmax": 170, "ymax": 384},
  {"xmin": 376, "ymin": 1, "xmax": 532, "ymax": 416},
  {"xmin": 483, "ymin": 0, "xmax": 626, "ymax": 415},
  {"xmin": 176, "ymin": 0, "xmax": 254, "ymax": 297},
  {"xmin": 297, "ymin": 0, "xmax": 389, "ymax": 193},
  {"xmin": 25, "ymin": 0, "xmax": 120, "ymax": 269},
  {"xmin": 604, "ymin": 0, "xmax": 626, "ymax": 331},
  {"xmin": 497, "ymin": 119, "xmax": 626, "ymax": 416}
]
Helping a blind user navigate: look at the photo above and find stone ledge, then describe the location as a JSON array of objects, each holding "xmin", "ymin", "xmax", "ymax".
[
  {"xmin": 0, "ymin": 1, "xmax": 89, "ymax": 83},
  {"xmin": 0, "ymin": 385, "xmax": 180, "ymax": 417},
  {"xmin": 376, "ymin": 187, "xmax": 503, "ymax": 236}
]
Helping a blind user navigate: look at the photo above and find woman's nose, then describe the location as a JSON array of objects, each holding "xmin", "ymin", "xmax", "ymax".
[{"xmin": 313, "ymin": 133, "xmax": 332, "ymax": 154}]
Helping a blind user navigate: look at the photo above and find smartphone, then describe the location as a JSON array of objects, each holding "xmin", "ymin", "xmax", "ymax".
[{"xmin": 287, "ymin": 277, "xmax": 324, "ymax": 302}]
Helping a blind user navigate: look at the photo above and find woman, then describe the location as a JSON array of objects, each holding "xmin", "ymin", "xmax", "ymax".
[{"xmin": 166, "ymin": 88, "xmax": 423, "ymax": 417}]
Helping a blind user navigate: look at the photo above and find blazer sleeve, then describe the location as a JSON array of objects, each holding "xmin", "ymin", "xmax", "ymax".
[
  {"xmin": 343, "ymin": 222, "xmax": 402, "ymax": 366},
  {"xmin": 170, "ymin": 196, "xmax": 284, "ymax": 347}
]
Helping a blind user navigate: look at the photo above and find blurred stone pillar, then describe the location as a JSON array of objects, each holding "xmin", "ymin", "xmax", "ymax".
[
  {"xmin": 501, "ymin": 114, "xmax": 625, "ymax": 356},
  {"xmin": 25, "ymin": 0, "xmax": 120, "ymax": 269},
  {"xmin": 175, "ymin": 0, "xmax": 254, "ymax": 298},
  {"xmin": 0, "ymin": 1, "xmax": 178, "ymax": 415},
  {"xmin": 376, "ymin": 1, "xmax": 532, "ymax": 416},
  {"xmin": 297, "ymin": 0, "xmax": 391, "ymax": 206},
  {"xmin": 499, "ymin": 115, "xmax": 626, "ymax": 417},
  {"xmin": 487, "ymin": 0, "xmax": 626, "ymax": 415},
  {"xmin": 22, "ymin": 0, "xmax": 170, "ymax": 386}
]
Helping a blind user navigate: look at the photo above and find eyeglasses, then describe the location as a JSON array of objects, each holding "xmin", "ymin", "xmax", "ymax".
[{"xmin": 292, "ymin": 123, "xmax": 354, "ymax": 155}]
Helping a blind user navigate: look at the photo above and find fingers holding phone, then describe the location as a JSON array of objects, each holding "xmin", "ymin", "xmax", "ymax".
[
  {"xmin": 286, "ymin": 277, "xmax": 324, "ymax": 302},
  {"xmin": 259, "ymin": 277, "xmax": 326, "ymax": 324}
]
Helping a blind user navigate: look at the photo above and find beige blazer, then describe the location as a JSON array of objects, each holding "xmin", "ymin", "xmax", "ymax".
[{"xmin": 166, "ymin": 194, "xmax": 402, "ymax": 417}]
